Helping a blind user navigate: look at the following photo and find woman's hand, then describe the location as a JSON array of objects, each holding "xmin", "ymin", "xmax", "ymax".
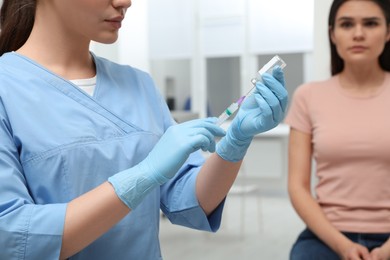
[
  {"xmin": 340, "ymin": 242, "xmax": 372, "ymax": 260},
  {"xmin": 370, "ymin": 246, "xmax": 390, "ymax": 260}
]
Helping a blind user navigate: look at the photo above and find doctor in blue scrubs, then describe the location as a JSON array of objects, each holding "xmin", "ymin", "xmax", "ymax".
[{"xmin": 0, "ymin": 0, "xmax": 288, "ymax": 259}]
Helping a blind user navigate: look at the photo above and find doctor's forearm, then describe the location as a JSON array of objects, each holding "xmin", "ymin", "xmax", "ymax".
[
  {"xmin": 196, "ymin": 153, "xmax": 241, "ymax": 215},
  {"xmin": 60, "ymin": 182, "xmax": 130, "ymax": 259}
]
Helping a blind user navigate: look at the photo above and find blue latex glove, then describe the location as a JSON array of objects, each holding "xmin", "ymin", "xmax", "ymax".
[
  {"xmin": 216, "ymin": 67, "xmax": 288, "ymax": 162},
  {"xmin": 108, "ymin": 117, "xmax": 225, "ymax": 209}
]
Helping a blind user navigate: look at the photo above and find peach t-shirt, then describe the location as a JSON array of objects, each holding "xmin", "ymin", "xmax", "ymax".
[{"xmin": 285, "ymin": 73, "xmax": 390, "ymax": 233}]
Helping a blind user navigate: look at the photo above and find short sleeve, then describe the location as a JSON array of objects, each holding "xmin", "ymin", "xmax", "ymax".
[{"xmin": 284, "ymin": 84, "xmax": 312, "ymax": 134}]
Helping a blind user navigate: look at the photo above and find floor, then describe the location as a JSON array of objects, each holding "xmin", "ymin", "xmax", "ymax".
[{"xmin": 159, "ymin": 190, "xmax": 305, "ymax": 260}]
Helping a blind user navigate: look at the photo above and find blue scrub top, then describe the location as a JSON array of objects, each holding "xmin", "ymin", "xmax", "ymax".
[{"xmin": 0, "ymin": 52, "xmax": 224, "ymax": 259}]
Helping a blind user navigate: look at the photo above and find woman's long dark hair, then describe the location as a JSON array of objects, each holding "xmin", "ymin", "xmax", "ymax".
[
  {"xmin": 328, "ymin": 0, "xmax": 390, "ymax": 75},
  {"xmin": 0, "ymin": 0, "xmax": 36, "ymax": 56}
]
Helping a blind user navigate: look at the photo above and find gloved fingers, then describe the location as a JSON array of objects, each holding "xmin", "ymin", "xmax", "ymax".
[
  {"xmin": 171, "ymin": 123, "xmax": 222, "ymax": 153},
  {"xmin": 200, "ymin": 117, "xmax": 226, "ymax": 136},
  {"xmin": 189, "ymin": 133, "xmax": 217, "ymax": 153},
  {"xmin": 204, "ymin": 123, "xmax": 226, "ymax": 137},
  {"xmin": 255, "ymin": 90, "xmax": 284, "ymax": 122},
  {"xmin": 195, "ymin": 127, "xmax": 223, "ymax": 152},
  {"xmin": 202, "ymin": 137, "xmax": 216, "ymax": 153},
  {"xmin": 203, "ymin": 117, "xmax": 218, "ymax": 124},
  {"xmin": 181, "ymin": 117, "xmax": 226, "ymax": 137},
  {"xmin": 193, "ymin": 120, "xmax": 225, "ymax": 152},
  {"xmin": 166, "ymin": 118, "xmax": 225, "ymax": 152},
  {"xmin": 272, "ymin": 66, "xmax": 285, "ymax": 86},
  {"xmin": 201, "ymin": 137, "xmax": 216, "ymax": 153},
  {"xmin": 259, "ymin": 73, "xmax": 288, "ymax": 113}
]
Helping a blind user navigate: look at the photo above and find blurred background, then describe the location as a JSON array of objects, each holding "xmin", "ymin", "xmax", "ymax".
[{"xmin": 88, "ymin": 0, "xmax": 333, "ymax": 259}]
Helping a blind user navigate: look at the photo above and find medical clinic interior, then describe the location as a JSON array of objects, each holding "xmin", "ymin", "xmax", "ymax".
[
  {"xmin": 1, "ymin": 0, "xmax": 339, "ymax": 259},
  {"xmin": 90, "ymin": 1, "xmax": 335, "ymax": 259}
]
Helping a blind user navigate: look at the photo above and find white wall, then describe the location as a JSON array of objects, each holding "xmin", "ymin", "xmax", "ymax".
[
  {"xmin": 118, "ymin": 0, "xmax": 149, "ymax": 71},
  {"xmin": 151, "ymin": 59, "xmax": 191, "ymax": 110},
  {"xmin": 306, "ymin": 0, "xmax": 333, "ymax": 82},
  {"xmin": 90, "ymin": 0, "xmax": 334, "ymax": 89}
]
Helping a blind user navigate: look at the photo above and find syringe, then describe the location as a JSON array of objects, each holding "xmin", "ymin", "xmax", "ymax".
[{"xmin": 215, "ymin": 55, "xmax": 287, "ymax": 126}]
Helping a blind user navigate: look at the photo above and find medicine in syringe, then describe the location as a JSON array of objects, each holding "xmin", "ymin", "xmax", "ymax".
[
  {"xmin": 215, "ymin": 55, "xmax": 286, "ymax": 126},
  {"xmin": 215, "ymin": 96, "xmax": 245, "ymax": 126}
]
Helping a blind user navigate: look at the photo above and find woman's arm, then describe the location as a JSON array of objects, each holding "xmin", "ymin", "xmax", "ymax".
[
  {"xmin": 288, "ymin": 128, "xmax": 370, "ymax": 259},
  {"xmin": 195, "ymin": 153, "xmax": 241, "ymax": 215},
  {"xmin": 60, "ymin": 182, "xmax": 130, "ymax": 259}
]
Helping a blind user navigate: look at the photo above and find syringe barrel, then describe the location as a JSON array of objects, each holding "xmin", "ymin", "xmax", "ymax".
[
  {"xmin": 216, "ymin": 112, "xmax": 230, "ymax": 126},
  {"xmin": 216, "ymin": 102, "xmax": 239, "ymax": 125},
  {"xmin": 215, "ymin": 55, "xmax": 287, "ymax": 126}
]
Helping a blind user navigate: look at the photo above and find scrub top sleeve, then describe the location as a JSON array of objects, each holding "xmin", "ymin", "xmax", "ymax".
[
  {"xmin": 0, "ymin": 104, "xmax": 66, "ymax": 259},
  {"xmin": 160, "ymin": 152, "xmax": 224, "ymax": 232}
]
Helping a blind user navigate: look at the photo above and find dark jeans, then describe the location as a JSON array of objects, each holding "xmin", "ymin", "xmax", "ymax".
[{"xmin": 290, "ymin": 228, "xmax": 390, "ymax": 260}]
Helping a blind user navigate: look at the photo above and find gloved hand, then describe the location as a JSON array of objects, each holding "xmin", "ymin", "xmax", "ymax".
[
  {"xmin": 108, "ymin": 117, "xmax": 225, "ymax": 209},
  {"xmin": 216, "ymin": 67, "xmax": 288, "ymax": 162}
]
